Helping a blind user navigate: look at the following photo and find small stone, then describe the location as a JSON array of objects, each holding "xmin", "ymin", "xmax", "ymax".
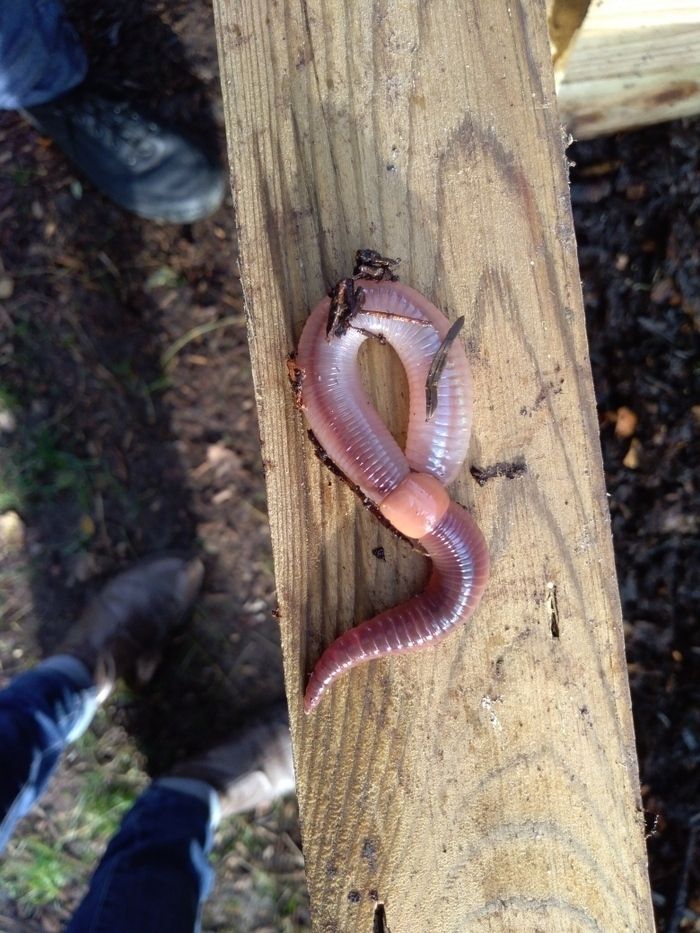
[
  {"xmin": 614, "ymin": 406, "xmax": 638, "ymax": 439},
  {"xmin": 0, "ymin": 406, "xmax": 16, "ymax": 432},
  {"xmin": 243, "ymin": 597, "xmax": 267, "ymax": 614},
  {"xmin": 623, "ymin": 438, "xmax": 641, "ymax": 470},
  {"xmin": 79, "ymin": 514, "xmax": 95, "ymax": 538},
  {"xmin": 0, "ymin": 511, "xmax": 25, "ymax": 553},
  {"xmin": 69, "ymin": 550, "xmax": 98, "ymax": 583},
  {"xmin": 0, "ymin": 276, "xmax": 13, "ymax": 300}
]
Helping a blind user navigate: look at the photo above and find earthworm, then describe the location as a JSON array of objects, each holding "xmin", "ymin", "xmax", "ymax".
[{"xmin": 295, "ymin": 275, "xmax": 489, "ymax": 712}]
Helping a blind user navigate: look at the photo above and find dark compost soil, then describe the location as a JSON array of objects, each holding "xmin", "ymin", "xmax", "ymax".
[
  {"xmin": 0, "ymin": 1, "xmax": 698, "ymax": 929},
  {"xmin": 571, "ymin": 127, "xmax": 699, "ymax": 930}
]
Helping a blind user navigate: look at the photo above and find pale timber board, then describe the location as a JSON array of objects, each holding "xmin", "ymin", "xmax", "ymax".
[
  {"xmin": 555, "ymin": 0, "xmax": 700, "ymax": 138},
  {"xmin": 547, "ymin": 0, "xmax": 590, "ymax": 65},
  {"xmin": 211, "ymin": 1, "xmax": 654, "ymax": 929}
]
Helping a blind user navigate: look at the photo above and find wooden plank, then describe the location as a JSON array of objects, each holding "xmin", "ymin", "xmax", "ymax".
[
  {"xmin": 555, "ymin": 0, "xmax": 700, "ymax": 138},
  {"xmin": 211, "ymin": 1, "xmax": 654, "ymax": 929},
  {"xmin": 547, "ymin": 0, "xmax": 590, "ymax": 67}
]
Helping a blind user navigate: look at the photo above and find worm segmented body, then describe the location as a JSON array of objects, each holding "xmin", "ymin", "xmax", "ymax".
[{"xmin": 295, "ymin": 278, "xmax": 489, "ymax": 712}]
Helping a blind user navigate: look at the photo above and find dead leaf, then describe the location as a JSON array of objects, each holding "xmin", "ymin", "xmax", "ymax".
[
  {"xmin": 623, "ymin": 438, "xmax": 641, "ymax": 469},
  {"xmin": 615, "ymin": 406, "xmax": 638, "ymax": 439},
  {"xmin": 650, "ymin": 278, "xmax": 676, "ymax": 304}
]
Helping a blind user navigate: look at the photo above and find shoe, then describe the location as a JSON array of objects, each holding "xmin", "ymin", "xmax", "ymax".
[
  {"xmin": 64, "ymin": 556, "xmax": 204, "ymax": 692},
  {"xmin": 23, "ymin": 83, "xmax": 225, "ymax": 223},
  {"xmin": 166, "ymin": 702, "xmax": 295, "ymax": 817}
]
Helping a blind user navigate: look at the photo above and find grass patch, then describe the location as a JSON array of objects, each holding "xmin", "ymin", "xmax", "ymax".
[
  {"xmin": 0, "ymin": 713, "xmax": 146, "ymax": 915},
  {"xmin": 0, "ymin": 418, "xmax": 96, "ymax": 516},
  {"xmin": 1, "ymin": 837, "xmax": 75, "ymax": 909},
  {"xmin": 72, "ymin": 767, "xmax": 140, "ymax": 842}
]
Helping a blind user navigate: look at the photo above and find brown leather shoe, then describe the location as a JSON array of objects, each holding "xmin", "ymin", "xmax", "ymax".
[
  {"xmin": 63, "ymin": 556, "xmax": 204, "ymax": 693},
  {"xmin": 166, "ymin": 702, "xmax": 295, "ymax": 817}
]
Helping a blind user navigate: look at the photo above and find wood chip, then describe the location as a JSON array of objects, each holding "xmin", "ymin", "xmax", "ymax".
[
  {"xmin": 615, "ymin": 406, "xmax": 638, "ymax": 439},
  {"xmin": 623, "ymin": 438, "xmax": 642, "ymax": 469}
]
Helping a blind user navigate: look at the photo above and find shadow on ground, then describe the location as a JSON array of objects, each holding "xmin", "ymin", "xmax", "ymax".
[
  {"xmin": 0, "ymin": 4, "xmax": 307, "ymax": 930},
  {"xmin": 1, "ymin": 0, "xmax": 285, "ymax": 774}
]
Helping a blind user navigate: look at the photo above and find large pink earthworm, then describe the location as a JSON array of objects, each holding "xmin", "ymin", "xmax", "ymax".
[{"xmin": 294, "ymin": 270, "xmax": 489, "ymax": 713}]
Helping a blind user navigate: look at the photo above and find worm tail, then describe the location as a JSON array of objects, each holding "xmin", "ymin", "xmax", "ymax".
[{"xmin": 304, "ymin": 503, "xmax": 489, "ymax": 712}]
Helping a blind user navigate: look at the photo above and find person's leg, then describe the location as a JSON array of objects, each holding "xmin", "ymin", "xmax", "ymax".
[
  {"xmin": 0, "ymin": 0, "xmax": 87, "ymax": 110},
  {"xmin": 0, "ymin": 656, "xmax": 100, "ymax": 852},
  {"xmin": 0, "ymin": 557, "xmax": 203, "ymax": 853},
  {"xmin": 68, "ymin": 705, "xmax": 294, "ymax": 933},
  {"xmin": 67, "ymin": 782, "xmax": 218, "ymax": 933},
  {"xmin": 0, "ymin": 0, "xmax": 224, "ymax": 220}
]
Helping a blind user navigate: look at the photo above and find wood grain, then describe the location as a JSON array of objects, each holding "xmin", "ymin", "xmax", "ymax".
[
  {"xmin": 555, "ymin": 0, "xmax": 700, "ymax": 138},
  {"xmin": 211, "ymin": 0, "xmax": 654, "ymax": 929},
  {"xmin": 547, "ymin": 0, "xmax": 590, "ymax": 66}
]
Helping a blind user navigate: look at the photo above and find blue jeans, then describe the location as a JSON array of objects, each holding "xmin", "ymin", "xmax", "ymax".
[
  {"xmin": 0, "ymin": 657, "xmax": 219, "ymax": 933},
  {"xmin": 0, "ymin": 0, "xmax": 87, "ymax": 109}
]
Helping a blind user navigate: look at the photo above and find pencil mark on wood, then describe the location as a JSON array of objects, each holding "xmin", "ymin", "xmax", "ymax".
[
  {"xmin": 467, "ymin": 747, "xmax": 643, "ymax": 876},
  {"xmin": 458, "ymin": 894, "xmax": 604, "ymax": 930},
  {"xmin": 446, "ymin": 820, "xmax": 632, "ymax": 923}
]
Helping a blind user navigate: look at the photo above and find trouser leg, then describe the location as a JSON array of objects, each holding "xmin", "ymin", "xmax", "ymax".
[
  {"xmin": 67, "ymin": 780, "xmax": 219, "ymax": 933},
  {"xmin": 0, "ymin": 0, "xmax": 87, "ymax": 109},
  {"xmin": 0, "ymin": 656, "xmax": 100, "ymax": 852}
]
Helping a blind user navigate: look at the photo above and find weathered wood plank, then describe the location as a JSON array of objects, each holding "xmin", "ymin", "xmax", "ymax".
[
  {"xmin": 554, "ymin": 0, "xmax": 700, "ymax": 138},
  {"xmin": 212, "ymin": 0, "xmax": 654, "ymax": 929},
  {"xmin": 547, "ymin": 0, "xmax": 590, "ymax": 67}
]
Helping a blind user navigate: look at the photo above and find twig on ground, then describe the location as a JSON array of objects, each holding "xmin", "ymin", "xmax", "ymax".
[{"xmin": 160, "ymin": 315, "xmax": 244, "ymax": 368}]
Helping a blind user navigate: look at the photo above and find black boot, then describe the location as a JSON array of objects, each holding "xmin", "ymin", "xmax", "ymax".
[
  {"xmin": 165, "ymin": 703, "xmax": 295, "ymax": 817},
  {"xmin": 23, "ymin": 83, "xmax": 225, "ymax": 223},
  {"xmin": 63, "ymin": 556, "xmax": 204, "ymax": 693}
]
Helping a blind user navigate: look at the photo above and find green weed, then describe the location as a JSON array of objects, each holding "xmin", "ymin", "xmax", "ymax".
[
  {"xmin": 0, "ymin": 393, "xmax": 108, "ymax": 546},
  {"xmin": 0, "ymin": 714, "xmax": 146, "ymax": 913},
  {"xmin": 1, "ymin": 837, "xmax": 75, "ymax": 909},
  {"xmin": 0, "ymin": 422, "xmax": 95, "ymax": 514},
  {"xmin": 73, "ymin": 772, "xmax": 138, "ymax": 841}
]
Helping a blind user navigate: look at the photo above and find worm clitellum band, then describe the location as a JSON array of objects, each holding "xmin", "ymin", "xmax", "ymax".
[{"xmin": 292, "ymin": 254, "xmax": 489, "ymax": 712}]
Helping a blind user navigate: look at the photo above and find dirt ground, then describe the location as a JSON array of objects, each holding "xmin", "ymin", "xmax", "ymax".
[
  {"xmin": 571, "ymin": 126, "xmax": 700, "ymax": 930},
  {"xmin": 0, "ymin": 1, "xmax": 698, "ymax": 930}
]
